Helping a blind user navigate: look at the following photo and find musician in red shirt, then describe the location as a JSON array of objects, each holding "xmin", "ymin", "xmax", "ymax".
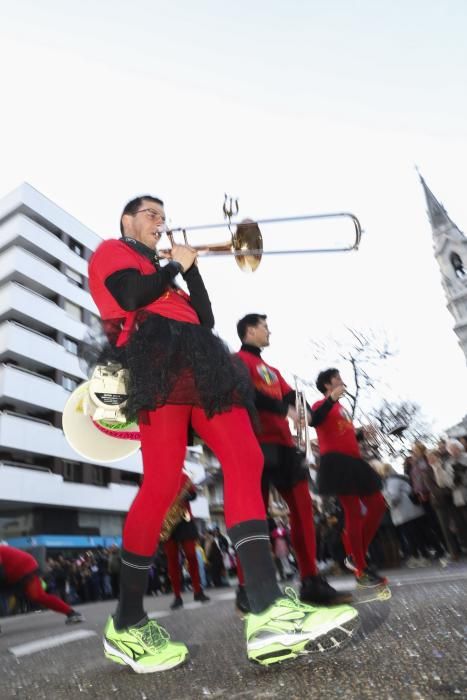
[
  {"xmin": 235, "ymin": 314, "xmax": 352, "ymax": 612},
  {"xmin": 311, "ymin": 368, "xmax": 387, "ymax": 588},
  {"xmin": 162, "ymin": 472, "xmax": 210, "ymax": 610},
  {"xmin": 88, "ymin": 196, "xmax": 358, "ymax": 673},
  {"xmin": 0, "ymin": 545, "xmax": 83, "ymax": 624}
]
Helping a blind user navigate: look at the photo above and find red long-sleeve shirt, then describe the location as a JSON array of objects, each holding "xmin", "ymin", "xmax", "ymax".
[
  {"xmin": 237, "ymin": 347, "xmax": 294, "ymax": 446},
  {"xmin": 0, "ymin": 545, "xmax": 38, "ymax": 584},
  {"xmin": 88, "ymin": 239, "xmax": 200, "ymax": 333},
  {"xmin": 311, "ymin": 398, "xmax": 361, "ymax": 458}
]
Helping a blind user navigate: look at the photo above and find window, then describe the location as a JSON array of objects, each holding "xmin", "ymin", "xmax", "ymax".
[
  {"xmin": 63, "ymin": 461, "xmax": 82, "ymax": 482},
  {"xmin": 64, "ymin": 337, "xmax": 79, "ymax": 355},
  {"xmin": 450, "ymin": 252, "xmax": 466, "ymax": 279},
  {"xmin": 92, "ymin": 466, "xmax": 105, "ymax": 486},
  {"xmin": 64, "ymin": 300, "xmax": 83, "ymax": 322},
  {"xmin": 65, "ymin": 267, "xmax": 84, "ymax": 288},
  {"xmin": 63, "ymin": 375, "xmax": 79, "ymax": 392},
  {"xmin": 69, "ymin": 239, "xmax": 84, "ymax": 257}
]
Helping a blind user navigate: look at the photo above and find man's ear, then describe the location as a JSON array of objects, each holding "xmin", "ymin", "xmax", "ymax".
[{"xmin": 121, "ymin": 213, "xmax": 132, "ymax": 235}]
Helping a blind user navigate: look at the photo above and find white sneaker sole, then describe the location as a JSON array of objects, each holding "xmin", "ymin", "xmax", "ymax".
[
  {"xmin": 103, "ymin": 638, "xmax": 188, "ymax": 674},
  {"xmin": 248, "ymin": 607, "xmax": 359, "ymax": 652}
]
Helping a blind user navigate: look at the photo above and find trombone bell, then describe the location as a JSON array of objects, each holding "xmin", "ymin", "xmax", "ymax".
[{"xmin": 232, "ymin": 219, "xmax": 263, "ymax": 272}]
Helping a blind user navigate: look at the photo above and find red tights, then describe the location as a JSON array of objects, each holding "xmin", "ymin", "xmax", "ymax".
[
  {"xmin": 23, "ymin": 575, "xmax": 73, "ymax": 616},
  {"xmin": 237, "ymin": 477, "xmax": 318, "ymax": 585},
  {"xmin": 278, "ymin": 480, "xmax": 318, "ymax": 578},
  {"xmin": 123, "ymin": 405, "xmax": 265, "ymax": 556},
  {"xmin": 164, "ymin": 539, "xmax": 201, "ymax": 597},
  {"xmin": 339, "ymin": 492, "xmax": 387, "ymax": 574}
]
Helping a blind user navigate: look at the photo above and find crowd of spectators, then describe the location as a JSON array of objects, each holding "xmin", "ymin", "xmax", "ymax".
[
  {"xmin": 2, "ymin": 436, "xmax": 466, "ymax": 617},
  {"xmin": 0, "ymin": 529, "xmax": 238, "ymax": 616}
]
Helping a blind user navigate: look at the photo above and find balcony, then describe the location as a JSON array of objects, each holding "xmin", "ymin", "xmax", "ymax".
[
  {"xmin": 0, "ymin": 411, "xmax": 143, "ymax": 472},
  {"xmin": 0, "ymin": 182, "xmax": 101, "ymax": 254},
  {"xmin": 0, "ymin": 282, "xmax": 87, "ymax": 341},
  {"xmin": 0, "ymin": 321, "xmax": 86, "ymax": 376},
  {"xmin": 0, "ymin": 246, "xmax": 97, "ymax": 313},
  {"xmin": 0, "ymin": 214, "xmax": 88, "ymax": 276},
  {"xmin": 0, "ymin": 463, "xmax": 209, "ymax": 517},
  {"xmin": 0, "ymin": 363, "xmax": 69, "ymax": 413},
  {"xmin": 0, "ymin": 463, "xmax": 138, "ymax": 512}
]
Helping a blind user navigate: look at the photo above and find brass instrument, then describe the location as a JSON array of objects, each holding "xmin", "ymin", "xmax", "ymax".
[
  {"xmin": 158, "ymin": 195, "xmax": 362, "ymax": 273},
  {"xmin": 343, "ymin": 390, "xmax": 407, "ymax": 458},
  {"xmin": 294, "ymin": 376, "xmax": 313, "ymax": 464},
  {"xmin": 160, "ymin": 477, "xmax": 195, "ymax": 543}
]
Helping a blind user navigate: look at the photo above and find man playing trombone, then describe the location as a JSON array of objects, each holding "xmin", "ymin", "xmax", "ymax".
[
  {"xmin": 236, "ymin": 314, "xmax": 352, "ymax": 612},
  {"xmin": 87, "ymin": 196, "xmax": 359, "ymax": 673},
  {"xmin": 311, "ymin": 368, "xmax": 388, "ymax": 590}
]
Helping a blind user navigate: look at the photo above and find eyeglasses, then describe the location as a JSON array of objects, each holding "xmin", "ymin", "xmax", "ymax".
[{"xmin": 136, "ymin": 208, "xmax": 166, "ymax": 223}]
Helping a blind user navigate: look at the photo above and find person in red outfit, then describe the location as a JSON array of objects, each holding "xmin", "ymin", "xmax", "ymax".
[
  {"xmin": 163, "ymin": 472, "xmax": 210, "ymax": 609},
  {"xmin": 311, "ymin": 368, "xmax": 388, "ymax": 589},
  {"xmin": 235, "ymin": 314, "xmax": 351, "ymax": 612},
  {"xmin": 88, "ymin": 195, "xmax": 358, "ymax": 672},
  {"xmin": 0, "ymin": 545, "xmax": 83, "ymax": 624}
]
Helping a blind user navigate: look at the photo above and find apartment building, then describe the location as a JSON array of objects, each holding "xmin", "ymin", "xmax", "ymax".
[{"xmin": 0, "ymin": 183, "xmax": 208, "ymax": 547}]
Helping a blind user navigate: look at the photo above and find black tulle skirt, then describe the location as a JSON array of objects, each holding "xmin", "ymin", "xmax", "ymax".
[
  {"xmin": 98, "ymin": 313, "xmax": 255, "ymax": 421},
  {"xmin": 261, "ymin": 444, "xmax": 309, "ymax": 490},
  {"xmin": 317, "ymin": 452, "xmax": 382, "ymax": 496}
]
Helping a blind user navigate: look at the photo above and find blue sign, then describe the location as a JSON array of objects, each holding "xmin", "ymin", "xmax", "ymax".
[{"xmin": 6, "ymin": 534, "xmax": 122, "ymax": 549}]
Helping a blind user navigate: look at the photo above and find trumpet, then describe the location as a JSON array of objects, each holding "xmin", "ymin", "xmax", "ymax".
[{"xmin": 158, "ymin": 208, "xmax": 362, "ymax": 273}]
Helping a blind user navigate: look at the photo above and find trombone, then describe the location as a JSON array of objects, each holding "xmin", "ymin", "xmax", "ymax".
[
  {"xmin": 159, "ymin": 198, "xmax": 362, "ymax": 272},
  {"xmin": 346, "ymin": 395, "xmax": 408, "ymax": 459}
]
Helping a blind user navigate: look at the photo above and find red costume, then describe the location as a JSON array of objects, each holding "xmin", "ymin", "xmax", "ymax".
[
  {"xmin": 311, "ymin": 397, "xmax": 386, "ymax": 575},
  {"xmin": 0, "ymin": 545, "xmax": 73, "ymax": 617},
  {"xmin": 162, "ymin": 473, "xmax": 205, "ymax": 603},
  {"xmin": 88, "ymin": 234, "xmax": 284, "ymax": 629},
  {"xmin": 311, "ymin": 398, "xmax": 361, "ymax": 458},
  {"xmin": 237, "ymin": 345, "xmax": 318, "ymax": 580}
]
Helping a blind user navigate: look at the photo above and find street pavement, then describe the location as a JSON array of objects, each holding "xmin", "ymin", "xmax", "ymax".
[{"xmin": 0, "ymin": 563, "xmax": 466, "ymax": 700}]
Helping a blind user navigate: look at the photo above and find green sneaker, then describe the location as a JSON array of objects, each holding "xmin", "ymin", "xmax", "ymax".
[
  {"xmin": 245, "ymin": 588, "xmax": 359, "ymax": 666},
  {"xmin": 103, "ymin": 616, "xmax": 188, "ymax": 673}
]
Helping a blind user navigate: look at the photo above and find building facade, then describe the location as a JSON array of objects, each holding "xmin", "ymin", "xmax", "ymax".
[{"xmin": 0, "ymin": 183, "xmax": 208, "ymax": 546}]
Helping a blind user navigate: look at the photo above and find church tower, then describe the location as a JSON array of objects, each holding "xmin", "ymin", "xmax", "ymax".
[{"xmin": 419, "ymin": 173, "xmax": 467, "ymax": 364}]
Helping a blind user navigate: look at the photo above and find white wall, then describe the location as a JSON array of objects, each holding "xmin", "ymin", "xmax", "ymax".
[{"xmin": 0, "ymin": 412, "xmax": 143, "ymax": 472}]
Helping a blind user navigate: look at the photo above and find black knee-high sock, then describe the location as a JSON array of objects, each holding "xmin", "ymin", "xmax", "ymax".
[
  {"xmin": 228, "ymin": 520, "xmax": 282, "ymax": 614},
  {"xmin": 114, "ymin": 550, "xmax": 152, "ymax": 630}
]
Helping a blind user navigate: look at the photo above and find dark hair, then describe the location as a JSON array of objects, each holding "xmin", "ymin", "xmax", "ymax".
[
  {"xmin": 236, "ymin": 313, "xmax": 267, "ymax": 341},
  {"xmin": 120, "ymin": 195, "xmax": 164, "ymax": 235},
  {"xmin": 316, "ymin": 368, "xmax": 340, "ymax": 394}
]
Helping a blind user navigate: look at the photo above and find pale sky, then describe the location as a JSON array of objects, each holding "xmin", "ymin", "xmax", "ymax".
[{"xmin": 1, "ymin": 0, "xmax": 467, "ymax": 433}]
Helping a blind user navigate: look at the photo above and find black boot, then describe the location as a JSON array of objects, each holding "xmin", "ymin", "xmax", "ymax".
[
  {"xmin": 235, "ymin": 584, "xmax": 251, "ymax": 614},
  {"xmin": 193, "ymin": 590, "xmax": 210, "ymax": 603},
  {"xmin": 170, "ymin": 596, "xmax": 183, "ymax": 610},
  {"xmin": 300, "ymin": 575, "xmax": 353, "ymax": 605},
  {"xmin": 66, "ymin": 610, "xmax": 85, "ymax": 624}
]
